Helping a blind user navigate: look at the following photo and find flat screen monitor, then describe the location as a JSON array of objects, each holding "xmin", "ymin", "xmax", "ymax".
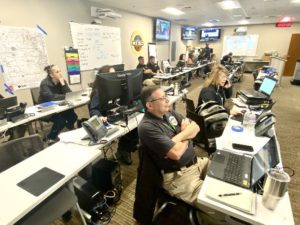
[
  {"xmin": 95, "ymin": 69, "xmax": 143, "ymax": 112},
  {"xmin": 181, "ymin": 26, "xmax": 197, "ymax": 40},
  {"xmin": 112, "ymin": 64, "xmax": 125, "ymax": 72},
  {"xmin": 0, "ymin": 96, "xmax": 17, "ymax": 120},
  {"xmin": 155, "ymin": 18, "xmax": 171, "ymax": 41},
  {"xmin": 200, "ymin": 28, "xmax": 221, "ymax": 42}
]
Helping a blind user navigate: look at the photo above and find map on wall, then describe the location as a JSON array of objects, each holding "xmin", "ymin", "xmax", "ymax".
[
  {"xmin": 0, "ymin": 25, "xmax": 48, "ymax": 90},
  {"xmin": 69, "ymin": 22, "xmax": 122, "ymax": 71}
]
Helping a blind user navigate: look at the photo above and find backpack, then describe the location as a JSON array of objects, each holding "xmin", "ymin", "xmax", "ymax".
[{"xmin": 196, "ymin": 101, "xmax": 228, "ymax": 138}]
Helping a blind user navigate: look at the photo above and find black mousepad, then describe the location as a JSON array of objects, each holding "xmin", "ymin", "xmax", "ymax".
[{"xmin": 17, "ymin": 167, "xmax": 65, "ymax": 196}]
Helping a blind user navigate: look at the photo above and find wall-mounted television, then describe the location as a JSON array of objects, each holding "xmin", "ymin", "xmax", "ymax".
[
  {"xmin": 200, "ymin": 28, "xmax": 221, "ymax": 41},
  {"xmin": 181, "ymin": 26, "xmax": 197, "ymax": 40},
  {"xmin": 155, "ymin": 18, "xmax": 171, "ymax": 41}
]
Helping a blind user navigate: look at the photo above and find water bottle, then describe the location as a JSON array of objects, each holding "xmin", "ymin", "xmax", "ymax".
[{"xmin": 243, "ymin": 111, "xmax": 256, "ymax": 135}]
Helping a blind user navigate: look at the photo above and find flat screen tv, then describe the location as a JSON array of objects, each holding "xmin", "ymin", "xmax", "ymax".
[
  {"xmin": 155, "ymin": 18, "xmax": 171, "ymax": 41},
  {"xmin": 200, "ymin": 28, "xmax": 221, "ymax": 41},
  {"xmin": 181, "ymin": 26, "xmax": 197, "ymax": 40}
]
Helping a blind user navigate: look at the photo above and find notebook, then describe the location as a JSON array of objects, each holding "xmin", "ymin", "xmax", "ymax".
[
  {"xmin": 239, "ymin": 76, "xmax": 277, "ymax": 100},
  {"xmin": 207, "ymin": 137, "xmax": 279, "ymax": 189},
  {"xmin": 17, "ymin": 167, "xmax": 65, "ymax": 196},
  {"xmin": 205, "ymin": 178, "xmax": 256, "ymax": 214}
]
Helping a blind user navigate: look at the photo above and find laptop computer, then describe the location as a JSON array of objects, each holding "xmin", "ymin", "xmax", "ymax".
[
  {"xmin": 65, "ymin": 90, "xmax": 84, "ymax": 105},
  {"xmin": 207, "ymin": 137, "xmax": 280, "ymax": 189},
  {"xmin": 238, "ymin": 76, "xmax": 277, "ymax": 104}
]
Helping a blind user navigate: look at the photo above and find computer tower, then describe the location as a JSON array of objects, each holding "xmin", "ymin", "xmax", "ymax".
[{"xmin": 91, "ymin": 159, "xmax": 122, "ymax": 193}]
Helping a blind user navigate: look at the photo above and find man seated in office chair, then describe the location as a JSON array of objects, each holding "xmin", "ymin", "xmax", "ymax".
[
  {"xmin": 221, "ymin": 52, "xmax": 233, "ymax": 65},
  {"xmin": 39, "ymin": 65, "xmax": 78, "ymax": 145},
  {"xmin": 136, "ymin": 56, "xmax": 159, "ymax": 86},
  {"xmin": 89, "ymin": 65, "xmax": 139, "ymax": 165},
  {"xmin": 138, "ymin": 86, "xmax": 210, "ymax": 207}
]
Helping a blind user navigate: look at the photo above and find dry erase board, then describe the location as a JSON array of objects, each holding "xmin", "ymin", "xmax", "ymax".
[
  {"xmin": 70, "ymin": 22, "xmax": 122, "ymax": 71},
  {"xmin": 222, "ymin": 35, "xmax": 259, "ymax": 57},
  {"xmin": 0, "ymin": 25, "xmax": 48, "ymax": 90}
]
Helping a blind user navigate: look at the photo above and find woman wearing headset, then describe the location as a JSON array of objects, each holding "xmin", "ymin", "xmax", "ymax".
[{"xmin": 197, "ymin": 64, "xmax": 241, "ymax": 115}]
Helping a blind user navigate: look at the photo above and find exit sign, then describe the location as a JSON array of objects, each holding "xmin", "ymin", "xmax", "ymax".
[{"xmin": 276, "ymin": 22, "xmax": 292, "ymax": 27}]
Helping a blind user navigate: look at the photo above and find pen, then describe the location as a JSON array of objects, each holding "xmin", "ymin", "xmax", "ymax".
[{"xmin": 218, "ymin": 192, "xmax": 242, "ymax": 197}]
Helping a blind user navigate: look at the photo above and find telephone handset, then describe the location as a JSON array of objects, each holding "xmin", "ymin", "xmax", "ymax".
[
  {"xmin": 82, "ymin": 116, "xmax": 108, "ymax": 143},
  {"xmin": 255, "ymin": 111, "xmax": 276, "ymax": 137}
]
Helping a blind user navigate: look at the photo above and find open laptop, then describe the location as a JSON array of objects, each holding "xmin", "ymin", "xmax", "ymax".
[
  {"xmin": 238, "ymin": 76, "xmax": 277, "ymax": 104},
  {"xmin": 65, "ymin": 90, "xmax": 84, "ymax": 105},
  {"xmin": 207, "ymin": 137, "xmax": 280, "ymax": 189}
]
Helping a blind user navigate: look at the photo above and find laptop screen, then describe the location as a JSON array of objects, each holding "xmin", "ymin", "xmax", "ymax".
[
  {"xmin": 259, "ymin": 76, "xmax": 277, "ymax": 96},
  {"xmin": 251, "ymin": 137, "xmax": 280, "ymax": 185}
]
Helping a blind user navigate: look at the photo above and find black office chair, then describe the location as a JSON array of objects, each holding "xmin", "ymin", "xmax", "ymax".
[
  {"xmin": 185, "ymin": 98, "xmax": 215, "ymax": 155},
  {"xmin": 0, "ymin": 135, "xmax": 86, "ymax": 225}
]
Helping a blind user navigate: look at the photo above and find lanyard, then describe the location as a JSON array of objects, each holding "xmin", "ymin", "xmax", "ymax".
[{"xmin": 163, "ymin": 117, "xmax": 177, "ymax": 133}]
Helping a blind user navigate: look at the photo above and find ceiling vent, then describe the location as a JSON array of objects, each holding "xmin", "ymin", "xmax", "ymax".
[{"xmin": 91, "ymin": 6, "xmax": 122, "ymax": 19}]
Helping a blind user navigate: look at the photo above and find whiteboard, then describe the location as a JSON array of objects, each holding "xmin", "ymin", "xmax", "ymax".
[
  {"xmin": 222, "ymin": 35, "xmax": 259, "ymax": 57},
  {"xmin": 0, "ymin": 25, "xmax": 48, "ymax": 90},
  {"xmin": 70, "ymin": 22, "xmax": 122, "ymax": 71}
]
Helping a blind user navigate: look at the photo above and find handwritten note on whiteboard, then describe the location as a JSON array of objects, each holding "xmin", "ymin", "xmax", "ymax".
[
  {"xmin": 69, "ymin": 22, "xmax": 122, "ymax": 71},
  {"xmin": 0, "ymin": 25, "xmax": 48, "ymax": 90}
]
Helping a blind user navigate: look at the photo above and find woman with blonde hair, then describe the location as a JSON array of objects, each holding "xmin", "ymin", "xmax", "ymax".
[{"xmin": 197, "ymin": 64, "xmax": 241, "ymax": 115}]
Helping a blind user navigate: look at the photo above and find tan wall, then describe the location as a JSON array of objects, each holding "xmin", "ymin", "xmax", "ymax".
[{"xmin": 0, "ymin": 0, "xmax": 299, "ymax": 104}]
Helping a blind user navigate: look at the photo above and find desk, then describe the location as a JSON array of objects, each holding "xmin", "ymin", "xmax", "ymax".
[
  {"xmin": 0, "ymin": 94, "xmax": 90, "ymax": 135},
  {"xmin": 197, "ymin": 114, "xmax": 295, "ymax": 225},
  {"xmin": 243, "ymin": 60, "xmax": 270, "ymax": 73},
  {"xmin": 0, "ymin": 141, "xmax": 101, "ymax": 225}
]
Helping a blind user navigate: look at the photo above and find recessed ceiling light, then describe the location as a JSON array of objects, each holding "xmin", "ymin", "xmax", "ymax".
[
  {"xmin": 209, "ymin": 19, "xmax": 220, "ymax": 23},
  {"xmin": 202, "ymin": 22, "xmax": 214, "ymax": 27},
  {"xmin": 232, "ymin": 14, "xmax": 242, "ymax": 18},
  {"xmin": 278, "ymin": 16, "xmax": 295, "ymax": 22},
  {"xmin": 238, "ymin": 19, "xmax": 250, "ymax": 25},
  {"xmin": 291, "ymin": 0, "xmax": 300, "ymax": 2},
  {"xmin": 162, "ymin": 7, "xmax": 185, "ymax": 15},
  {"xmin": 218, "ymin": 0, "xmax": 241, "ymax": 10}
]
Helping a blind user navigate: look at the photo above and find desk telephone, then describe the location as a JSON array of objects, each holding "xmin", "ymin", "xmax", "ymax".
[
  {"xmin": 255, "ymin": 111, "xmax": 276, "ymax": 137},
  {"xmin": 82, "ymin": 116, "xmax": 108, "ymax": 143}
]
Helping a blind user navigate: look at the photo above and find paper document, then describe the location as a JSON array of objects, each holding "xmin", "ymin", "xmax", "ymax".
[{"xmin": 205, "ymin": 178, "xmax": 256, "ymax": 214}]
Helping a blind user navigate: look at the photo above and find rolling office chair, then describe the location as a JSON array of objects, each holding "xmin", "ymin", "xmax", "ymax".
[{"xmin": 0, "ymin": 134, "xmax": 86, "ymax": 225}]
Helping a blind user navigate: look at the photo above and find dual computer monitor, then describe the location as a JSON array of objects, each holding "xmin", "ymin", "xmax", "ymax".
[{"xmin": 94, "ymin": 69, "xmax": 143, "ymax": 112}]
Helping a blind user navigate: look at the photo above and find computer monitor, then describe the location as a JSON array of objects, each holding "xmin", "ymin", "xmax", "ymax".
[
  {"xmin": 0, "ymin": 96, "xmax": 18, "ymax": 120},
  {"xmin": 259, "ymin": 76, "xmax": 277, "ymax": 97},
  {"xmin": 112, "ymin": 64, "xmax": 125, "ymax": 72},
  {"xmin": 95, "ymin": 69, "xmax": 143, "ymax": 112}
]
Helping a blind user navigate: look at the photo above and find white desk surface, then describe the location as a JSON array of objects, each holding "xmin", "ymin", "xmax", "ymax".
[
  {"xmin": 0, "ymin": 95, "xmax": 90, "ymax": 133},
  {"xmin": 0, "ymin": 141, "xmax": 101, "ymax": 225},
  {"xmin": 197, "ymin": 115, "xmax": 294, "ymax": 225}
]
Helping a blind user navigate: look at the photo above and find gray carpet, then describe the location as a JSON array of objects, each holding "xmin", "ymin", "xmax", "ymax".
[{"xmin": 53, "ymin": 73, "xmax": 300, "ymax": 225}]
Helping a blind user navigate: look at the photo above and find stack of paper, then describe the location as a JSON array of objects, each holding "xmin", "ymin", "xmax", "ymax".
[{"xmin": 205, "ymin": 178, "xmax": 256, "ymax": 214}]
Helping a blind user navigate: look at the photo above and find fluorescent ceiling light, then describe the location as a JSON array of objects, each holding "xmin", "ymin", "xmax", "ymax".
[
  {"xmin": 162, "ymin": 7, "xmax": 185, "ymax": 15},
  {"xmin": 291, "ymin": 0, "xmax": 300, "ymax": 3},
  {"xmin": 232, "ymin": 14, "xmax": 242, "ymax": 18},
  {"xmin": 209, "ymin": 19, "xmax": 220, "ymax": 23},
  {"xmin": 238, "ymin": 19, "xmax": 250, "ymax": 25},
  {"xmin": 279, "ymin": 16, "xmax": 294, "ymax": 22},
  {"xmin": 202, "ymin": 22, "xmax": 214, "ymax": 27},
  {"xmin": 218, "ymin": 0, "xmax": 241, "ymax": 10}
]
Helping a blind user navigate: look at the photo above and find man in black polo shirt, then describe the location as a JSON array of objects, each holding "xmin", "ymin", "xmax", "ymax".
[
  {"xmin": 137, "ymin": 56, "xmax": 160, "ymax": 86},
  {"xmin": 138, "ymin": 86, "xmax": 210, "ymax": 206}
]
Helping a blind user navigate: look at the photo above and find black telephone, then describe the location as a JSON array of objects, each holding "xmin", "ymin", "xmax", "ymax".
[
  {"xmin": 5, "ymin": 102, "xmax": 27, "ymax": 122},
  {"xmin": 255, "ymin": 111, "xmax": 276, "ymax": 137},
  {"xmin": 82, "ymin": 116, "xmax": 108, "ymax": 143}
]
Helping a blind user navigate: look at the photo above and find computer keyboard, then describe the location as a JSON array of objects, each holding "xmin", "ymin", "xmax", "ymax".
[{"xmin": 223, "ymin": 154, "xmax": 246, "ymax": 185}]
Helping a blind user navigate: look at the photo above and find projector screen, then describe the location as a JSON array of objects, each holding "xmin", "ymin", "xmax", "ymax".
[{"xmin": 222, "ymin": 35, "xmax": 259, "ymax": 57}]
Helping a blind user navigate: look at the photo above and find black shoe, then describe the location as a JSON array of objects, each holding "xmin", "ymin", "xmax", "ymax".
[{"xmin": 116, "ymin": 151, "xmax": 132, "ymax": 165}]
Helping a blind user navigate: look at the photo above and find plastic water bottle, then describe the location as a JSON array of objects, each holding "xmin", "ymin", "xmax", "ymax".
[{"xmin": 243, "ymin": 111, "xmax": 256, "ymax": 135}]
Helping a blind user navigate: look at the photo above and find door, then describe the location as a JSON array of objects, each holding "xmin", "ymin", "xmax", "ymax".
[{"xmin": 283, "ymin": 34, "xmax": 300, "ymax": 76}]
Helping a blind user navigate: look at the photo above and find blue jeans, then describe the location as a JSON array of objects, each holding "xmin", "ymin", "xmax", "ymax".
[{"xmin": 47, "ymin": 109, "xmax": 77, "ymax": 140}]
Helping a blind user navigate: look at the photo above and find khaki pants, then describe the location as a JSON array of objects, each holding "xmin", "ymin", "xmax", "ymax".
[
  {"xmin": 143, "ymin": 78, "xmax": 160, "ymax": 86},
  {"xmin": 162, "ymin": 157, "xmax": 210, "ymax": 206}
]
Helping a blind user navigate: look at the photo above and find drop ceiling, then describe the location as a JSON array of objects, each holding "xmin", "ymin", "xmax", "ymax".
[{"xmin": 88, "ymin": 0, "xmax": 300, "ymax": 27}]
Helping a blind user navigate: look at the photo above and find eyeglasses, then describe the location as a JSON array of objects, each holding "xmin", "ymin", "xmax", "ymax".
[{"xmin": 148, "ymin": 96, "xmax": 168, "ymax": 102}]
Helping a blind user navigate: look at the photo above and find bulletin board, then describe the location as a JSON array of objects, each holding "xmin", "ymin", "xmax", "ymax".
[
  {"xmin": 222, "ymin": 35, "xmax": 259, "ymax": 57},
  {"xmin": 69, "ymin": 22, "xmax": 122, "ymax": 71},
  {"xmin": 0, "ymin": 25, "xmax": 48, "ymax": 90}
]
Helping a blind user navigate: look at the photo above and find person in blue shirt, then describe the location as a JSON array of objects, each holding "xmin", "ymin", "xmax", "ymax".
[
  {"xmin": 89, "ymin": 65, "xmax": 139, "ymax": 165},
  {"xmin": 39, "ymin": 65, "xmax": 78, "ymax": 145}
]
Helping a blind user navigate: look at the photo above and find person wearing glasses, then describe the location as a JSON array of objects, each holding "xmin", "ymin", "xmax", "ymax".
[
  {"xmin": 197, "ymin": 64, "xmax": 241, "ymax": 115},
  {"xmin": 39, "ymin": 64, "xmax": 78, "ymax": 145},
  {"xmin": 137, "ymin": 86, "xmax": 210, "ymax": 207}
]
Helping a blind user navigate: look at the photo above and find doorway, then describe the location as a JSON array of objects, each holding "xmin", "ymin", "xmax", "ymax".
[{"xmin": 283, "ymin": 34, "xmax": 300, "ymax": 76}]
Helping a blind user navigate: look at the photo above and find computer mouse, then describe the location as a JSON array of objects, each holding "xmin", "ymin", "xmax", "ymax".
[{"xmin": 81, "ymin": 93, "xmax": 88, "ymax": 96}]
